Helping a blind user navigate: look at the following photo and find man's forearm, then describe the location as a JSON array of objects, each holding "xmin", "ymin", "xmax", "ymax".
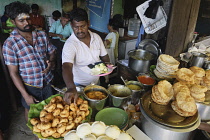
[
  {"xmin": 9, "ymin": 72, "xmax": 29, "ymax": 99},
  {"xmin": 101, "ymin": 54, "xmax": 110, "ymax": 63},
  {"xmin": 62, "ymin": 63, "xmax": 77, "ymax": 92}
]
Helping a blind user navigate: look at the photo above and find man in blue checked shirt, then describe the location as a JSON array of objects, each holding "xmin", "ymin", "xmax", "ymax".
[{"xmin": 2, "ymin": 1, "xmax": 56, "ymax": 121}]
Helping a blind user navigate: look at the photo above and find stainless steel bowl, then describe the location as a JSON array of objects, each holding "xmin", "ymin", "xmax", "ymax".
[
  {"xmin": 83, "ymin": 84, "xmax": 110, "ymax": 116},
  {"xmin": 137, "ymin": 73, "xmax": 156, "ymax": 90},
  {"xmin": 125, "ymin": 80, "xmax": 144, "ymax": 105},
  {"xmin": 108, "ymin": 84, "xmax": 132, "ymax": 109}
]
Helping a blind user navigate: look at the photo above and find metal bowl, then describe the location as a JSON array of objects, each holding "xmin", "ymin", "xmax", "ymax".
[
  {"xmin": 137, "ymin": 73, "xmax": 156, "ymax": 90},
  {"xmin": 108, "ymin": 84, "xmax": 132, "ymax": 108},
  {"xmin": 83, "ymin": 84, "xmax": 110, "ymax": 116},
  {"xmin": 125, "ymin": 80, "xmax": 145, "ymax": 105}
]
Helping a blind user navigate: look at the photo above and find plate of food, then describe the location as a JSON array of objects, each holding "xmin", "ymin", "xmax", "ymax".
[
  {"xmin": 27, "ymin": 94, "xmax": 92, "ymax": 140},
  {"xmin": 80, "ymin": 62, "xmax": 116, "ymax": 76}
]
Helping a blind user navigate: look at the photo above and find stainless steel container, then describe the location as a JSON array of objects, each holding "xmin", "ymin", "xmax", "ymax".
[
  {"xmin": 127, "ymin": 49, "xmax": 155, "ymax": 73},
  {"xmin": 189, "ymin": 53, "xmax": 206, "ymax": 67},
  {"xmin": 140, "ymin": 91, "xmax": 201, "ymax": 140},
  {"xmin": 108, "ymin": 84, "xmax": 132, "ymax": 109},
  {"xmin": 125, "ymin": 80, "xmax": 144, "ymax": 105},
  {"xmin": 83, "ymin": 84, "xmax": 109, "ymax": 116},
  {"xmin": 141, "ymin": 112, "xmax": 201, "ymax": 140},
  {"xmin": 196, "ymin": 102, "xmax": 210, "ymax": 121}
]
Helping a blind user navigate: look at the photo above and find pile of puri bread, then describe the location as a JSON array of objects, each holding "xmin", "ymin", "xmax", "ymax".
[
  {"xmin": 30, "ymin": 96, "xmax": 90, "ymax": 138},
  {"xmin": 152, "ymin": 54, "xmax": 210, "ymax": 117},
  {"xmin": 64, "ymin": 121, "xmax": 133, "ymax": 140}
]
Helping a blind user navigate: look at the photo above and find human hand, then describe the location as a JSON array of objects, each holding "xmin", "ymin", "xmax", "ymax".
[
  {"xmin": 104, "ymin": 62, "xmax": 114, "ymax": 67},
  {"xmin": 42, "ymin": 60, "xmax": 55, "ymax": 73},
  {"xmin": 57, "ymin": 34, "xmax": 63, "ymax": 39},
  {"xmin": 25, "ymin": 95, "xmax": 39, "ymax": 106},
  {"xmin": 64, "ymin": 90, "xmax": 78, "ymax": 105}
]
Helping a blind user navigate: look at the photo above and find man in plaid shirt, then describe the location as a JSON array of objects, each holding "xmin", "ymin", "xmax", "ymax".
[{"xmin": 2, "ymin": 1, "xmax": 56, "ymax": 121}]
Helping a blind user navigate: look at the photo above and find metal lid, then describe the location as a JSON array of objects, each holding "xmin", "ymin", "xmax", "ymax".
[
  {"xmin": 140, "ymin": 91, "xmax": 199, "ymax": 128},
  {"xmin": 138, "ymin": 39, "xmax": 161, "ymax": 60}
]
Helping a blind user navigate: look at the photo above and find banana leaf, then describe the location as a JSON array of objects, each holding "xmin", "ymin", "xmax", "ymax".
[{"xmin": 26, "ymin": 94, "xmax": 92, "ymax": 140}]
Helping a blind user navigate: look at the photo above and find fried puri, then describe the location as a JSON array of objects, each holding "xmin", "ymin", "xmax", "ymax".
[
  {"xmin": 151, "ymin": 80, "xmax": 174, "ymax": 105},
  {"xmin": 176, "ymin": 68, "xmax": 195, "ymax": 84},
  {"xmin": 189, "ymin": 66, "xmax": 205, "ymax": 78},
  {"xmin": 171, "ymin": 101, "xmax": 197, "ymax": 117}
]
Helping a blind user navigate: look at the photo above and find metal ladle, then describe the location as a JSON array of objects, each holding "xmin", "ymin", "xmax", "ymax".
[{"xmin": 120, "ymin": 76, "xmax": 127, "ymax": 85}]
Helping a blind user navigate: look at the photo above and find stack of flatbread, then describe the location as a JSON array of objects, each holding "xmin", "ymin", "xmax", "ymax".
[
  {"xmin": 151, "ymin": 80, "xmax": 174, "ymax": 105},
  {"xmin": 201, "ymin": 69, "xmax": 210, "ymax": 90},
  {"xmin": 171, "ymin": 87, "xmax": 197, "ymax": 117},
  {"xmin": 189, "ymin": 66, "xmax": 205, "ymax": 85},
  {"xmin": 176, "ymin": 68, "xmax": 195, "ymax": 85},
  {"xmin": 154, "ymin": 54, "xmax": 180, "ymax": 80}
]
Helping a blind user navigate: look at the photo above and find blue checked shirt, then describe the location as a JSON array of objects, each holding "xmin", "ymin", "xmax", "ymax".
[{"xmin": 3, "ymin": 29, "xmax": 56, "ymax": 88}]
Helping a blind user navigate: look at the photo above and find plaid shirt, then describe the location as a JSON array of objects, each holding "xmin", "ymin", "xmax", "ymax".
[{"xmin": 3, "ymin": 29, "xmax": 56, "ymax": 88}]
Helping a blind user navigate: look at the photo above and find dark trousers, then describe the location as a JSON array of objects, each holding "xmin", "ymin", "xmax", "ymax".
[{"xmin": 21, "ymin": 83, "xmax": 54, "ymax": 109}]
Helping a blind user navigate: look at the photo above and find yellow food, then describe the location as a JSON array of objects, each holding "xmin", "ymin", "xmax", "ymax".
[
  {"xmin": 127, "ymin": 84, "xmax": 141, "ymax": 90},
  {"xmin": 86, "ymin": 91, "xmax": 107, "ymax": 100}
]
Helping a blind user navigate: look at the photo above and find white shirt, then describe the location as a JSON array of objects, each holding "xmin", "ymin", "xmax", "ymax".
[
  {"xmin": 105, "ymin": 32, "xmax": 119, "ymax": 65},
  {"xmin": 62, "ymin": 30, "xmax": 107, "ymax": 86}
]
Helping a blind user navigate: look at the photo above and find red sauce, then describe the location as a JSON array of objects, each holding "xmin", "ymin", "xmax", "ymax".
[{"xmin": 138, "ymin": 75, "xmax": 155, "ymax": 85}]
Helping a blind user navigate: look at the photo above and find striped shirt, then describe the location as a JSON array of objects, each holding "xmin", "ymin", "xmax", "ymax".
[{"xmin": 3, "ymin": 29, "xmax": 56, "ymax": 88}]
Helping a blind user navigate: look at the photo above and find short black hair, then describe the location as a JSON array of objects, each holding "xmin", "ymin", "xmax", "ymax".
[
  {"xmin": 4, "ymin": 5, "xmax": 9, "ymax": 15},
  {"xmin": 52, "ymin": 10, "xmax": 61, "ymax": 18},
  {"xmin": 7, "ymin": 1, "xmax": 30, "ymax": 20},
  {"xmin": 108, "ymin": 18, "xmax": 120, "ymax": 30},
  {"xmin": 31, "ymin": 4, "xmax": 39, "ymax": 10},
  {"xmin": 69, "ymin": 8, "xmax": 88, "ymax": 22}
]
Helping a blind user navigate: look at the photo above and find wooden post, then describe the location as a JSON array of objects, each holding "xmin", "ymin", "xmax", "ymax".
[
  {"xmin": 165, "ymin": 0, "xmax": 200, "ymax": 58},
  {"xmin": 73, "ymin": 0, "xmax": 77, "ymax": 9}
]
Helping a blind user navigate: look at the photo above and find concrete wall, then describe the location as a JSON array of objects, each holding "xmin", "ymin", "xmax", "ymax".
[{"xmin": 0, "ymin": 0, "xmax": 62, "ymax": 17}]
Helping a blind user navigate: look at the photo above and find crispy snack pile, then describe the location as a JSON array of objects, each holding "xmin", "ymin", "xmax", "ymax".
[
  {"xmin": 152, "ymin": 66, "xmax": 210, "ymax": 117},
  {"xmin": 30, "ymin": 96, "xmax": 90, "ymax": 138}
]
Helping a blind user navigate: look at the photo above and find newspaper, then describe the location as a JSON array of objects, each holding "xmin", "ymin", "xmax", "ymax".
[{"xmin": 136, "ymin": 0, "xmax": 167, "ymax": 34}]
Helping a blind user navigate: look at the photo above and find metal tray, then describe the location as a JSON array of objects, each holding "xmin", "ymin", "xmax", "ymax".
[
  {"xmin": 138, "ymin": 39, "xmax": 161, "ymax": 60},
  {"xmin": 140, "ymin": 91, "xmax": 198, "ymax": 128}
]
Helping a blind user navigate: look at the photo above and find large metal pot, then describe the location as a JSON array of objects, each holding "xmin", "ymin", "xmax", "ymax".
[
  {"xmin": 196, "ymin": 102, "xmax": 210, "ymax": 121},
  {"xmin": 140, "ymin": 91, "xmax": 200, "ymax": 140},
  {"xmin": 196, "ymin": 91, "xmax": 210, "ymax": 121},
  {"xmin": 127, "ymin": 49, "xmax": 155, "ymax": 73},
  {"xmin": 141, "ymin": 112, "xmax": 200, "ymax": 140}
]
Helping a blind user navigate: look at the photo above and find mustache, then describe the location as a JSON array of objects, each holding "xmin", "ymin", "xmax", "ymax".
[
  {"xmin": 24, "ymin": 25, "xmax": 32, "ymax": 29},
  {"xmin": 77, "ymin": 32, "xmax": 85, "ymax": 35}
]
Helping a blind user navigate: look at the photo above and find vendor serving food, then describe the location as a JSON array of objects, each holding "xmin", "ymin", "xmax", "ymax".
[{"xmin": 62, "ymin": 8, "xmax": 110, "ymax": 104}]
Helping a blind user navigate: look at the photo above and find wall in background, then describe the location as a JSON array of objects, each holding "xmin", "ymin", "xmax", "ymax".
[
  {"xmin": 87, "ymin": 0, "xmax": 112, "ymax": 33},
  {"xmin": 0, "ymin": 0, "xmax": 62, "ymax": 17},
  {"xmin": 112, "ymin": 0, "xmax": 124, "ymax": 17}
]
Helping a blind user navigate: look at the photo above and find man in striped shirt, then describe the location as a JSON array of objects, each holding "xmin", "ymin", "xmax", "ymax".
[{"xmin": 2, "ymin": 1, "xmax": 56, "ymax": 121}]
